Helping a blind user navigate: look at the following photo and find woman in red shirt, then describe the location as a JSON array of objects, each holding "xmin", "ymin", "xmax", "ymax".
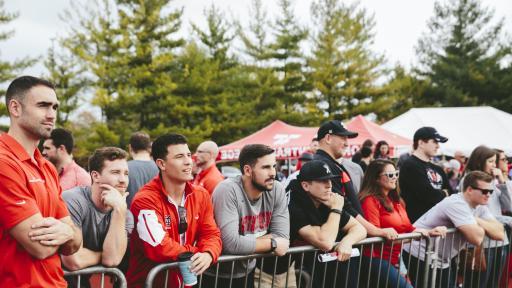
[{"xmin": 359, "ymin": 159, "xmax": 446, "ymax": 287}]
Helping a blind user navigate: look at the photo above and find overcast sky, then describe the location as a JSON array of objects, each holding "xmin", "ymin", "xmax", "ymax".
[{"xmin": 1, "ymin": 0, "xmax": 510, "ymax": 76}]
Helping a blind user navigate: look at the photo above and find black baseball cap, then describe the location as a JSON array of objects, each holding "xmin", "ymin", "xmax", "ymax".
[
  {"xmin": 413, "ymin": 127, "xmax": 448, "ymax": 143},
  {"xmin": 317, "ymin": 120, "xmax": 358, "ymax": 140},
  {"xmin": 299, "ymin": 152, "xmax": 314, "ymax": 161},
  {"xmin": 297, "ymin": 160, "xmax": 340, "ymax": 181}
]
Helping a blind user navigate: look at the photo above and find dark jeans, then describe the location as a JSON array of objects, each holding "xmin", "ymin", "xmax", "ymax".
[
  {"xmin": 463, "ymin": 245, "xmax": 508, "ymax": 288},
  {"xmin": 402, "ymin": 250, "xmax": 456, "ymax": 288},
  {"xmin": 200, "ymin": 270, "xmax": 255, "ymax": 288},
  {"xmin": 360, "ymin": 257, "xmax": 413, "ymax": 288},
  {"xmin": 298, "ymin": 253, "xmax": 361, "ymax": 288}
]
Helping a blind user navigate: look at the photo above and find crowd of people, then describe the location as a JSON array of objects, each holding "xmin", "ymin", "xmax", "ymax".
[{"xmin": 1, "ymin": 75, "xmax": 512, "ymax": 288}]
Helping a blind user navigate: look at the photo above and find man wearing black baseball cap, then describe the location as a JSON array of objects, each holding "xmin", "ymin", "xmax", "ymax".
[
  {"xmin": 314, "ymin": 120, "xmax": 400, "ymax": 241},
  {"xmin": 288, "ymin": 160, "xmax": 366, "ymax": 288},
  {"xmin": 400, "ymin": 126, "xmax": 454, "ymax": 222}
]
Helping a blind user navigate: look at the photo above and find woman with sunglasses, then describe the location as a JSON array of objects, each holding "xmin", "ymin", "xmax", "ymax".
[
  {"xmin": 359, "ymin": 160, "xmax": 446, "ymax": 288},
  {"xmin": 463, "ymin": 145, "xmax": 511, "ymax": 287}
]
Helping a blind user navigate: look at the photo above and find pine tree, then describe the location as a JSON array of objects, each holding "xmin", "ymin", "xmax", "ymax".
[
  {"xmin": 0, "ymin": 0, "xmax": 35, "ymax": 116},
  {"xmin": 416, "ymin": 0, "xmax": 512, "ymax": 109},
  {"xmin": 266, "ymin": 0, "xmax": 310, "ymax": 119},
  {"xmin": 309, "ymin": 0, "xmax": 385, "ymax": 119},
  {"xmin": 43, "ymin": 44, "xmax": 89, "ymax": 126}
]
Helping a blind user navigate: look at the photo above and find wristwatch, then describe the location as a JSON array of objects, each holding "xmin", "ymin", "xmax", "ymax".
[
  {"xmin": 330, "ymin": 208, "xmax": 342, "ymax": 215},
  {"xmin": 270, "ymin": 238, "xmax": 277, "ymax": 252}
]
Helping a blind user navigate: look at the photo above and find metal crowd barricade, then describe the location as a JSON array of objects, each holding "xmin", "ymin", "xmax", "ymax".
[
  {"xmin": 429, "ymin": 226, "xmax": 511, "ymax": 288},
  {"xmin": 64, "ymin": 266, "xmax": 127, "ymax": 288},
  {"xmin": 145, "ymin": 232, "xmax": 432, "ymax": 288}
]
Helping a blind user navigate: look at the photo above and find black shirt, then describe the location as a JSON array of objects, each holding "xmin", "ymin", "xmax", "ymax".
[
  {"xmin": 288, "ymin": 180, "xmax": 351, "ymax": 243},
  {"xmin": 314, "ymin": 149, "xmax": 362, "ymax": 216},
  {"xmin": 399, "ymin": 155, "xmax": 453, "ymax": 222}
]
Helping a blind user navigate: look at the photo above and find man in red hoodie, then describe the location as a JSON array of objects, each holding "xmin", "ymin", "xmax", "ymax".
[{"xmin": 126, "ymin": 133, "xmax": 222, "ymax": 287}]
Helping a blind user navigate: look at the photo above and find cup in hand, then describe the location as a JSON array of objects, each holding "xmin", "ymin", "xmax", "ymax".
[{"xmin": 178, "ymin": 252, "xmax": 197, "ymax": 286}]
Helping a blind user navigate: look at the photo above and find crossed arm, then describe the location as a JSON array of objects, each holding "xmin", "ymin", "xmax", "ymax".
[{"xmin": 10, "ymin": 213, "xmax": 82, "ymax": 260}]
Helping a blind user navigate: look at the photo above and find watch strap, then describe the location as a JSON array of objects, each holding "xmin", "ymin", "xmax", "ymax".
[{"xmin": 330, "ymin": 208, "xmax": 342, "ymax": 215}]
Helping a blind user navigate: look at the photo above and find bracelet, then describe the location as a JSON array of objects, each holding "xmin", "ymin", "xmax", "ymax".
[{"xmin": 329, "ymin": 208, "xmax": 342, "ymax": 215}]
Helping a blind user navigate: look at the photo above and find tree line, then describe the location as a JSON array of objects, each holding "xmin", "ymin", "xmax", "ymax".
[{"xmin": 0, "ymin": 0, "xmax": 510, "ymax": 162}]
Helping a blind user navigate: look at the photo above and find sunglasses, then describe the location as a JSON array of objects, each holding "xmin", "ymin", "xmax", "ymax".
[
  {"xmin": 178, "ymin": 206, "xmax": 188, "ymax": 234},
  {"xmin": 381, "ymin": 171, "xmax": 399, "ymax": 179},
  {"xmin": 471, "ymin": 186, "xmax": 494, "ymax": 195}
]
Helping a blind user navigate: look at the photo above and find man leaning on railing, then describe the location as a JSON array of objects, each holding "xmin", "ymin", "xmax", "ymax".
[
  {"xmin": 203, "ymin": 144, "xmax": 290, "ymax": 288},
  {"xmin": 126, "ymin": 134, "xmax": 222, "ymax": 288},
  {"xmin": 61, "ymin": 147, "xmax": 134, "ymax": 287},
  {"xmin": 288, "ymin": 160, "xmax": 367, "ymax": 288},
  {"xmin": 403, "ymin": 171, "xmax": 505, "ymax": 288}
]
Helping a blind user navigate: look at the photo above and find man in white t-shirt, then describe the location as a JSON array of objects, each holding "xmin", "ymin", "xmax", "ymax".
[{"xmin": 403, "ymin": 171, "xmax": 505, "ymax": 288}]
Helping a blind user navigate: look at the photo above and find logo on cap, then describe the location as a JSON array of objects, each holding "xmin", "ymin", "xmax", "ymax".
[{"xmin": 324, "ymin": 164, "xmax": 331, "ymax": 174}]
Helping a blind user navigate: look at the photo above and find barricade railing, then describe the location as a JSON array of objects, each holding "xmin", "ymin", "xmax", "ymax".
[
  {"xmin": 64, "ymin": 266, "xmax": 127, "ymax": 288},
  {"xmin": 428, "ymin": 226, "xmax": 511, "ymax": 288},
  {"xmin": 145, "ymin": 232, "xmax": 431, "ymax": 288}
]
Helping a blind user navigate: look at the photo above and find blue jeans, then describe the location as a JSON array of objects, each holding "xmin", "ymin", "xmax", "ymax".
[
  {"xmin": 299, "ymin": 253, "xmax": 361, "ymax": 288},
  {"xmin": 361, "ymin": 257, "xmax": 413, "ymax": 288}
]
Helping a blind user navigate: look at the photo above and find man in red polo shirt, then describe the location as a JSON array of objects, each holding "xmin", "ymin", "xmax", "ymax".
[
  {"xmin": 0, "ymin": 76, "xmax": 82, "ymax": 287},
  {"xmin": 193, "ymin": 140, "xmax": 224, "ymax": 195}
]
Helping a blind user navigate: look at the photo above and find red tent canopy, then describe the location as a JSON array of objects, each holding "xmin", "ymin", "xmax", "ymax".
[
  {"xmin": 219, "ymin": 120, "xmax": 317, "ymax": 161},
  {"xmin": 345, "ymin": 115, "xmax": 412, "ymax": 157}
]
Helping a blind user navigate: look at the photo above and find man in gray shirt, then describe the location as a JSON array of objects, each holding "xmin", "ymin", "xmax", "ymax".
[
  {"xmin": 204, "ymin": 144, "xmax": 290, "ymax": 288},
  {"xmin": 403, "ymin": 171, "xmax": 504, "ymax": 288},
  {"xmin": 126, "ymin": 132, "xmax": 158, "ymax": 206},
  {"xmin": 61, "ymin": 147, "xmax": 134, "ymax": 286}
]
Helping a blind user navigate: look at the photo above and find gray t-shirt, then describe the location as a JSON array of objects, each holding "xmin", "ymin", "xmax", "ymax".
[
  {"xmin": 208, "ymin": 176, "xmax": 290, "ymax": 278},
  {"xmin": 126, "ymin": 160, "xmax": 158, "ymax": 206},
  {"xmin": 404, "ymin": 193, "xmax": 494, "ymax": 268},
  {"xmin": 62, "ymin": 186, "xmax": 134, "ymax": 251}
]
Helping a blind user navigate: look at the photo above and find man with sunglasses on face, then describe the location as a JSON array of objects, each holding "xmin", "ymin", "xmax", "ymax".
[
  {"xmin": 403, "ymin": 171, "xmax": 505, "ymax": 288},
  {"xmin": 399, "ymin": 127, "xmax": 454, "ymax": 222},
  {"xmin": 126, "ymin": 134, "xmax": 222, "ymax": 288},
  {"xmin": 204, "ymin": 144, "xmax": 290, "ymax": 288}
]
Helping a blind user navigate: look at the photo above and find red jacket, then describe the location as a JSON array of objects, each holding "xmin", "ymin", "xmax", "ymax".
[
  {"xmin": 126, "ymin": 177, "xmax": 222, "ymax": 288},
  {"xmin": 193, "ymin": 164, "xmax": 224, "ymax": 195}
]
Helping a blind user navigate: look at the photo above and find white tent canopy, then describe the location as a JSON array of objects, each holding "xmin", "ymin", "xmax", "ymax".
[{"xmin": 382, "ymin": 106, "xmax": 512, "ymax": 156}]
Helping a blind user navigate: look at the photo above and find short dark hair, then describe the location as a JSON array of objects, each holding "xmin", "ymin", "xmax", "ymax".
[
  {"xmin": 361, "ymin": 146, "xmax": 372, "ymax": 158},
  {"xmin": 130, "ymin": 131, "xmax": 152, "ymax": 153},
  {"xmin": 88, "ymin": 147, "xmax": 129, "ymax": 174},
  {"xmin": 151, "ymin": 133, "xmax": 188, "ymax": 161},
  {"xmin": 462, "ymin": 170, "xmax": 493, "ymax": 192},
  {"xmin": 362, "ymin": 139, "xmax": 374, "ymax": 148},
  {"xmin": 239, "ymin": 144, "xmax": 275, "ymax": 170},
  {"xmin": 48, "ymin": 128, "xmax": 74, "ymax": 154},
  {"xmin": 6, "ymin": 76, "xmax": 55, "ymax": 107}
]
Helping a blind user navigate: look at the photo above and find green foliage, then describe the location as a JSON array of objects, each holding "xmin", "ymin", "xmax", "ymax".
[
  {"xmin": 43, "ymin": 0, "xmax": 510, "ymax": 159},
  {"xmin": 308, "ymin": 0, "xmax": 386, "ymax": 120},
  {"xmin": 0, "ymin": 0, "xmax": 35, "ymax": 116},
  {"xmin": 415, "ymin": 0, "xmax": 512, "ymax": 110},
  {"xmin": 43, "ymin": 44, "xmax": 89, "ymax": 126}
]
